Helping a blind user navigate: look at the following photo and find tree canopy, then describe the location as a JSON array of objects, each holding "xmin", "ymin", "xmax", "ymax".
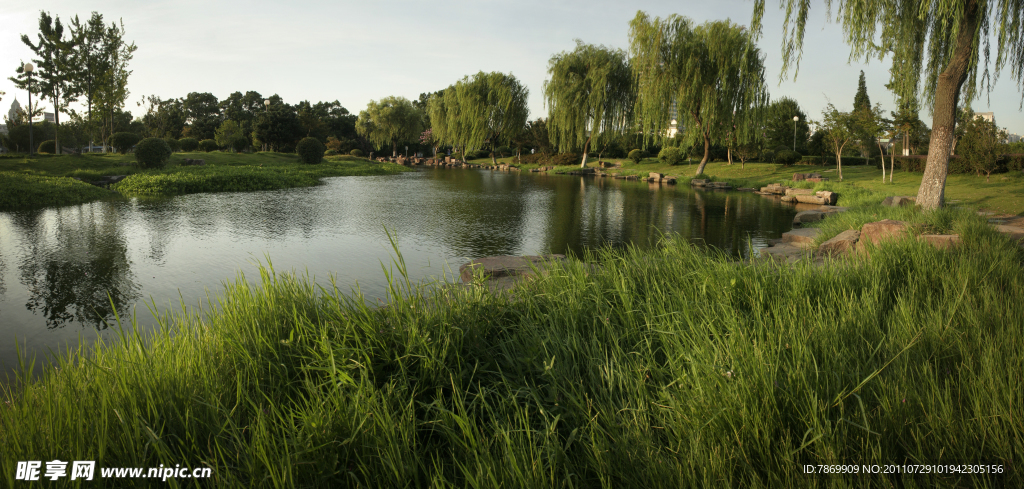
[
  {"xmin": 629, "ymin": 11, "xmax": 769, "ymax": 176},
  {"xmin": 428, "ymin": 71, "xmax": 529, "ymax": 164},
  {"xmin": 751, "ymin": 0, "xmax": 1024, "ymax": 209},
  {"xmin": 544, "ymin": 41, "xmax": 633, "ymax": 168},
  {"xmin": 356, "ymin": 96, "xmax": 422, "ymax": 157}
]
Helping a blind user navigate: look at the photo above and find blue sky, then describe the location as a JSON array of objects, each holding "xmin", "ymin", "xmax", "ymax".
[{"xmin": 2, "ymin": 0, "xmax": 1022, "ymax": 136}]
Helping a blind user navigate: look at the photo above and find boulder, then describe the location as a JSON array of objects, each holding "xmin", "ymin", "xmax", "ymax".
[
  {"xmin": 759, "ymin": 242, "xmax": 812, "ymax": 264},
  {"xmin": 792, "ymin": 210, "xmax": 825, "ymax": 228},
  {"xmin": 663, "ymin": 177, "xmax": 677, "ymax": 184},
  {"xmin": 782, "ymin": 228, "xmax": 821, "ymax": 248},
  {"xmin": 692, "ymin": 179, "xmax": 710, "ymax": 187},
  {"xmin": 817, "ymin": 230, "xmax": 860, "ymax": 257},
  {"xmin": 707, "ymin": 181, "xmax": 732, "ymax": 189},
  {"xmin": 815, "ymin": 191, "xmax": 839, "ymax": 205},
  {"xmin": 649, "ymin": 172, "xmax": 664, "ymax": 182},
  {"xmin": 794, "ymin": 194, "xmax": 827, "ymax": 205},
  {"xmin": 881, "ymin": 195, "xmax": 916, "ymax": 207},
  {"xmin": 917, "ymin": 234, "xmax": 961, "ymax": 249},
  {"xmin": 781, "ymin": 195, "xmax": 798, "ymax": 203},
  {"xmin": 859, "ymin": 219, "xmax": 912, "ymax": 247},
  {"xmin": 459, "ymin": 255, "xmax": 567, "ymax": 284},
  {"xmin": 785, "ymin": 188, "xmax": 814, "ymax": 196}
]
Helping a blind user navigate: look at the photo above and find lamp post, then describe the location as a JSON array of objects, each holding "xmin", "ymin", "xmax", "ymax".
[
  {"xmin": 25, "ymin": 62, "xmax": 34, "ymax": 155},
  {"xmin": 263, "ymin": 99, "xmax": 270, "ymax": 152},
  {"xmin": 792, "ymin": 115, "xmax": 799, "ymax": 152}
]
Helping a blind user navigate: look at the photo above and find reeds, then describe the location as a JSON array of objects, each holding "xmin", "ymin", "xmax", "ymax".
[{"xmin": 2, "ymin": 219, "xmax": 1021, "ymax": 487}]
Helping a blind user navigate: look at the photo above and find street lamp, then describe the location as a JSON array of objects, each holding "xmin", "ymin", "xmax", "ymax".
[
  {"xmin": 792, "ymin": 115, "xmax": 799, "ymax": 151},
  {"xmin": 263, "ymin": 99, "xmax": 270, "ymax": 151},
  {"xmin": 24, "ymin": 62, "xmax": 34, "ymax": 155}
]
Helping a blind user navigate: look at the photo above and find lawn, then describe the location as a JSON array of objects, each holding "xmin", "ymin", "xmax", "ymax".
[{"xmin": 0, "ymin": 152, "xmax": 409, "ymax": 211}]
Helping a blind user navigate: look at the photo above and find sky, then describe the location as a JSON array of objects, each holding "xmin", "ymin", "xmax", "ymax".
[{"xmin": 1, "ymin": 0, "xmax": 1023, "ymax": 137}]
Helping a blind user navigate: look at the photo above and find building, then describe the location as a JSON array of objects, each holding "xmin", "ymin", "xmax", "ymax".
[
  {"xmin": 7, "ymin": 98, "xmax": 21, "ymax": 122},
  {"xmin": 1008, "ymin": 133, "xmax": 1022, "ymax": 143},
  {"xmin": 975, "ymin": 112, "xmax": 996, "ymax": 126}
]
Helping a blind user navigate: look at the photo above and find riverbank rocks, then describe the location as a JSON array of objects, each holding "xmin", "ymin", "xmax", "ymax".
[
  {"xmin": 459, "ymin": 255, "xmax": 568, "ymax": 285},
  {"xmin": 781, "ymin": 228, "xmax": 821, "ymax": 248},
  {"xmin": 882, "ymin": 195, "xmax": 916, "ymax": 207},
  {"xmin": 759, "ymin": 183, "xmax": 788, "ymax": 195},
  {"xmin": 691, "ymin": 179, "xmax": 709, "ymax": 187},
  {"xmin": 816, "ymin": 230, "xmax": 860, "ymax": 257},
  {"xmin": 859, "ymin": 219, "xmax": 914, "ymax": 246}
]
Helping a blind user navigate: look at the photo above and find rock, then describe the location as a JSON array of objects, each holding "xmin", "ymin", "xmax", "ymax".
[
  {"xmin": 692, "ymin": 179, "xmax": 709, "ymax": 187},
  {"xmin": 663, "ymin": 177, "xmax": 676, "ymax": 184},
  {"xmin": 917, "ymin": 234, "xmax": 961, "ymax": 249},
  {"xmin": 707, "ymin": 181, "xmax": 732, "ymax": 189},
  {"xmin": 759, "ymin": 242, "xmax": 812, "ymax": 263},
  {"xmin": 817, "ymin": 230, "xmax": 860, "ymax": 257},
  {"xmin": 794, "ymin": 194, "xmax": 827, "ymax": 205},
  {"xmin": 859, "ymin": 220, "xmax": 913, "ymax": 248},
  {"xmin": 737, "ymin": 187, "xmax": 755, "ymax": 192},
  {"xmin": 815, "ymin": 191, "xmax": 838, "ymax": 205},
  {"xmin": 995, "ymin": 225, "xmax": 1024, "ymax": 242},
  {"xmin": 785, "ymin": 188, "xmax": 814, "ymax": 196},
  {"xmin": 792, "ymin": 210, "xmax": 825, "ymax": 228},
  {"xmin": 649, "ymin": 172, "xmax": 664, "ymax": 181},
  {"xmin": 782, "ymin": 228, "xmax": 820, "ymax": 248},
  {"xmin": 881, "ymin": 195, "xmax": 916, "ymax": 207},
  {"xmin": 459, "ymin": 255, "xmax": 567, "ymax": 284},
  {"xmin": 781, "ymin": 195, "xmax": 798, "ymax": 203}
]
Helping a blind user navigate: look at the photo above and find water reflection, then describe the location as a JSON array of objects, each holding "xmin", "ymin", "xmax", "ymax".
[{"xmin": 13, "ymin": 205, "xmax": 139, "ymax": 329}]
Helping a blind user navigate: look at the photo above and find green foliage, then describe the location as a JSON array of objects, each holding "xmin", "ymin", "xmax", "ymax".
[
  {"xmin": 163, "ymin": 137, "xmax": 181, "ymax": 152},
  {"xmin": 958, "ymin": 115, "xmax": 1005, "ymax": 179},
  {"xmin": 198, "ymin": 139, "xmax": 218, "ymax": 152},
  {"xmin": 231, "ymin": 137, "xmax": 248, "ymax": 153},
  {"xmin": 628, "ymin": 149, "xmax": 645, "ymax": 164},
  {"xmin": 215, "ymin": 120, "xmax": 245, "ymax": 152},
  {"xmin": 38, "ymin": 140, "xmax": 57, "ymax": 154},
  {"xmin": 545, "ymin": 41, "xmax": 633, "ymax": 166},
  {"xmin": 763, "ymin": 98, "xmax": 810, "ymax": 153},
  {"xmin": 774, "ymin": 149, "xmax": 802, "ymax": 166},
  {"xmin": 110, "ymin": 132, "xmax": 141, "ymax": 153},
  {"xmin": 134, "ymin": 137, "xmax": 172, "ymax": 169},
  {"xmin": 356, "ymin": 96, "xmax": 422, "ymax": 156},
  {"xmin": 324, "ymin": 149, "xmax": 338, "ymax": 156},
  {"xmin": 657, "ymin": 147, "xmax": 682, "ymax": 165},
  {"xmin": 0, "ymin": 171, "xmax": 116, "ymax": 210},
  {"xmin": 428, "ymin": 72, "xmax": 529, "ymax": 161},
  {"xmin": 349, "ymin": 148, "xmax": 364, "ymax": 158},
  {"xmin": 296, "ymin": 137, "xmax": 325, "ymax": 164},
  {"xmin": 179, "ymin": 137, "xmax": 199, "ymax": 152}
]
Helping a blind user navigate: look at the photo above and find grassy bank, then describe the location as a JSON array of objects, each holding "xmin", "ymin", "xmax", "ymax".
[
  {"xmin": 3, "ymin": 219, "xmax": 1021, "ymax": 487},
  {"xmin": 484, "ymin": 156, "xmax": 1024, "ymax": 215},
  {"xmin": 0, "ymin": 152, "xmax": 409, "ymax": 211}
]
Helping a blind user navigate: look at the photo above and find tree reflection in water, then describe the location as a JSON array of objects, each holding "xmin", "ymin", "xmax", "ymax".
[{"xmin": 13, "ymin": 206, "xmax": 139, "ymax": 329}]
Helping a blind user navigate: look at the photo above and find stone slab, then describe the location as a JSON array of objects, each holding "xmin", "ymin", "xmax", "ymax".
[
  {"xmin": 782, "ymin": 228, "xmax": 821, "ymax": 248},
  {"xmin": 459, "ymin": 255, "xmax": 567, "ymax": 284},
  {"xmin": 817, "ymin": 230, "xmax": 860, "ymax": 257}
]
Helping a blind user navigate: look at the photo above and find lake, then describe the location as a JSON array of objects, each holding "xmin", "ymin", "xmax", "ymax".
[{"xmin": 0, "ymin": 168, "xmax": 798, "ymax": 380}]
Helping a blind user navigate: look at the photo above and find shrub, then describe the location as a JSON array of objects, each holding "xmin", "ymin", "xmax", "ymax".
[
  {"xmin": 163, "ymin": 138, "xmax": 181, "ymax": 153},
  {"xmin": 324, "ymin": 149, "xmax": 339, "ymax": 156},
  {"xmin": 110, "ymin": 132, "xmax": 141, "ymax": 154},
  {"xmin": 296, "ymin": 137, "xmax": 325, "ymax": 164},
  {"xmin": 134, "ymin": 138, "xmax": 172, "ymax": 169},
  {"xmin": 198, "ymin": 139, "xmax": 218, "ymax": 152},
  {"xmin": 1005, "ymin": 154, "xmax": 1024, "ymax": 172},
  {"xmin": 761, "ymin": 150, "xmax": 775, "ymax": 163},
  {"xmin": 548, "ymin": 153, "xmax": 580, "ymax": 165},
  {"xmin": 451, "ymin": 152, "xmax": 464, "ymax": 161},
  {"xmin": 657, "ymin": 147, "xmax": 682, "ymax": 165},
  {"xmin": 495, "ymin": 146, "xmax": 513, "ymax": 157},
  {"xmin": 775, "ymin": 149, "xmax": 802, "ymax": 166},
  {"xmin": 179, "ymin": 138, "xmax": 199, "ymax": 152},
  {"xmin": 231, "ymin": 137, "xmax": 248, "ymax": 153},
  {"xmin": 350, "ymin": 148, "xmax": 365, "ymax": 158},
  {"xmin": 628, "ymin": 149, "xmax": 644, "ymax": 164},
  {"xmin": 37, "ymin": 140, "xmax": 56, "ymax": 154}
]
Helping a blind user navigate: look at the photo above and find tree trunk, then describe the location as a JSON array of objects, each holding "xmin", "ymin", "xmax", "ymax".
[
  {"xmin": 54, "ymin": 91, "xmax": 61, "ymax": 156},
  {"xmin": 878, "ymin": 141, "xmax": 886, "ymax": 183},
  {"xmin": 727, "ymin": 146, "xmax": 732, "ymax": 165},
  {"xmin": 580, "ymin": 134, "xmax": 592, "ymax": 168},
  {"xmin": 392, "ymin": 142, "xmax": 397, "ymax": 158},
  {"xmin": 916, "ymin": 0, "xmax": 980, "ymax": 210},
  {"xmin": 694, "ymin": 132, "xmax": 711, "ymax": 175}
]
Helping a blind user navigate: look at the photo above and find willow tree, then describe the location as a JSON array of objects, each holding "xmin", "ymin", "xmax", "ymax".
[
  {"xmin": 428, "ymin": 71, "xmax": 529, "ymax": 165},
  {"xmin": 752, "ymin": 0, "xmax": 1024, "ymax": 210},
  {"xmin": 356, "ymin": 96, "xmax": 422, "ymax": 157},
  {"xmin": 629, "ymin": 12, "xmax": 769, "ymax": 176},
  {"xmin": 544, "ymin": 41, "xmax": 633, "ymax": 168}
]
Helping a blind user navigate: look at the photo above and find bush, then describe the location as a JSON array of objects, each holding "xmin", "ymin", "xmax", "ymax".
[
  {"xmin": 324, "ymin": 149, "xmax": 339, "ymax": 156},
  {"xmin": 179, "ymin": 138, "xmax": 199, "ymax": 152},
  {"xmin": 296, "ymin": 137, "xmax": 325, "ymax": 164},
  {"xmin": 658, "ymin": 147, "xmax": 682, "ymax": 165},
  {"xmin": 1005, "ymin": 154, "xmax": 1024, "ymax": 172},
  {"xmin": 198, "ymin": 139, "xmax": 218, "ymax": 153},
  {"xmin": 37, "ymin": 140, "xmax": 56, "ymax": 154},
  {"xmin": 495, "ymin": 146, "xmax": 513, "ymax": 157},
  {"xmin": 628, "ymin": 149, "xmax": 644, "ymax": 164},
  {"xmin": 163, "ymin": 138, "xmax": 181, "ymax": 153},
  {"xmin": 350, "ymin": 148, "xmax": 364, "ymax": 158},
  {"xmin": 110, "ymin": 132, "xmax": 141, "ymax": 154},
  {"xmin": 761, "ymin": 150, "xmax": 775, "ymax": 163},
  {"xmin": 231, "ymin": 137, "xmax": 248, "ymax": 153},
  {"xmin": 134, "ymin": 138, "xmax": 172, "ymax": 169},
  {"xmin": 775, "ymin": 149, "xmax": 802, "ymax": 166}
]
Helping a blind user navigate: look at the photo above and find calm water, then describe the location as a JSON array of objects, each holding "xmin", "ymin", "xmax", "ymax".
[{"xmin": 0, "ymin": 168, "xmax": 798, "ymax": 379}]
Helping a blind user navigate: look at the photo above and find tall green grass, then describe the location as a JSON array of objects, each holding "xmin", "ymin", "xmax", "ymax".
[{"xmin": 2, "ymin": 227, "xmax": 1022, "ymax": 487}]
